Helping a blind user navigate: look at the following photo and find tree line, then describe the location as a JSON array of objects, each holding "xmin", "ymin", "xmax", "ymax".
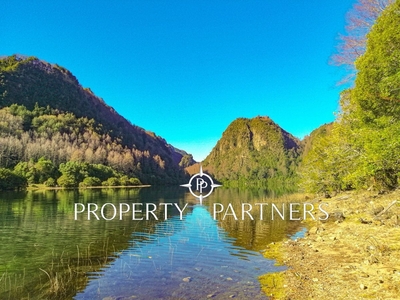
[
  {"xmin": 0, "ymin": 104, "xmax": 184, "ymax": 190},
  {"xmin": 0, "ymin": 54, "xmax": 191, "ymax": 188},
  {"xmin": 300, "ymin": 0, "xmax": 400, "ymax": 195}
]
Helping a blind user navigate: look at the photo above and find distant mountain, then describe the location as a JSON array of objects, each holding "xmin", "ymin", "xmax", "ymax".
[
  {"xmin": 202, "ymin": 116, "xmax": 302, "ymax": 190},
  {"xmin": 0, "ymin": 55, "xmax": 194, "ymax": 184}
]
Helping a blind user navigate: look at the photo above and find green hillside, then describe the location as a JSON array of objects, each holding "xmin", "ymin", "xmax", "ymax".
[
  {"xmin": 203, "ymin": 116, "xmax": 302, "ymax": 191},
  {"xmin": 0, "ymin": 55, "xmax": 192, "ymax": 185}
]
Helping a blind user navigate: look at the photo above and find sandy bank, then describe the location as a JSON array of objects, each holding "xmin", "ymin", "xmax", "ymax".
[{"xmin": 260, "ymin": 190, "xmax": 400, "ymax": 299}]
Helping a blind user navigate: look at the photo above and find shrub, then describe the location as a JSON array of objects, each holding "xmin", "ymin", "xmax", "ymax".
[
  {"xmin": 128, "ymin": 177, "xmax": 142, "ymax": 186},
  {"xmin": 44, "ymin": 177, "xmax": 56, "ymax": 187},
  {"xmin": 102, "ymin": 177, "xmax": 120, "ymax": 186},
  {"xmin": 119, "ymin": 175, "xmax": 130, "ymax": 186},
  {"xmin": 57, "ymin": 175, "xmax": 76, "ymax": 188},
  {"xmin": 0, "ymin": 168, "xmax": 27, "ymax": 190},
  {"xmin": 79, "ymin": 176, "xmax": 101, "ymax": 187}
]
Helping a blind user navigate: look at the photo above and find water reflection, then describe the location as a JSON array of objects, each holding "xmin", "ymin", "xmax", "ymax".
[
  {"xmin": 75, "ymin": 205, "xmax": 279, "ymax": 300},
  {"xmin": 211, "ymin": 188, "xmax": 304, "ymax": 251},
  {"xmin": 0, "ymin": 187, "xmax": 302, "ymax": 299},
  {"xmin": 0, "ymin": 188, "xmax": 161, "ymax": 300}
]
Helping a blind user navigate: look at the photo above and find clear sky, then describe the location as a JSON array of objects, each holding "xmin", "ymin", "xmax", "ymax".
[{"xmin": 2, "ymin": 0, "xmax": 354, "ymax": 161}]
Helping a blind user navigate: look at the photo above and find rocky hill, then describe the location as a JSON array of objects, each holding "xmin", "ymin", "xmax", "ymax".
[{"xmin": 202, "ymin": 116, "xmax": 302, "ymax": 190}]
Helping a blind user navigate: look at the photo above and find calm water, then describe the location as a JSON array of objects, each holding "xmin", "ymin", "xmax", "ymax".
[{"xmin": 0, "ymin": 187, "xmax": 303, "ymax": 300}]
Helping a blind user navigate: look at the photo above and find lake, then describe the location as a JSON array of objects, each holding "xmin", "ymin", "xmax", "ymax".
[{"xmin": 0, "ymin": 187, "xmax": 303, "ymax": 299}]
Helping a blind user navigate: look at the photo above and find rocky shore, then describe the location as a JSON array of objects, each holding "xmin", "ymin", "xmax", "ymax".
[{"xmin": 260, "ymin": 190, "xmax": 400, "ymax": 299}]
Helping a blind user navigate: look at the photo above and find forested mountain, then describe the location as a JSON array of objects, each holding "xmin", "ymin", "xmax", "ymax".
[
  {"xmin": 2, "ymin": 0, "xmax": 398, "ymax": 196},
  {"xmin": 0, "ymin": 55, "xmax": 192, "ymax": 185},
  {"xmin": 202, "ymin": 116, "xmax": 302, "ymax": 190}
]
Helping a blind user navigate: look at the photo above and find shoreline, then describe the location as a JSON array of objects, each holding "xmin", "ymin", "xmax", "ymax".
[
  {"xmin": 26, "ymin": 184, "xmax": 151, "ymax": 191},
  {"xmin": 259, "ymin": 189, "xmax": 400, "ymax": 299}
]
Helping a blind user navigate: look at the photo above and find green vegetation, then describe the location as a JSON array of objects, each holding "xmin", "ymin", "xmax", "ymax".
[
  {"xmin": 79, "ymin": 176, "xmax": 102, "ymax": 187},
  {"xmin": 0, "ymin": 104, "xmax": 149, "ymax": 189},
  {"xmin": 0, "ymin": 56, "xmax": 192, "ymax": 187},
  {"xmin": 203, "ymin": 116, "xmax": 302, "ymax": 191},
  {"xmin": 2, "ymin": 0, "xmax": 398, "ymax": 194},
  {"xmin": 44, "ymin": 177, "xmax": 56, "ymax": 187},
  {"xmin": 300, "ymin": 0, "xmax": 400, "ymax": 194},
  {"xmin": 0, "ymin": 168, "xmax": 27, "ymax": 190},
  {"xmin": 0, "ymin": 101, "xmax": 193, "ymax": 188},
  {"xmin": 204, "ymin": 0, "xmax": 399, "ymax": 195},
  {"xmin": 14, "ymin": 157, "xmax": 58, "ymax": 184}
]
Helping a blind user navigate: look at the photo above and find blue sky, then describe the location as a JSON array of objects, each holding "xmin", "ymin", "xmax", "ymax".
[{"xmin": 2, "ymin": 0, "xmax": 354, "ymax": 161}]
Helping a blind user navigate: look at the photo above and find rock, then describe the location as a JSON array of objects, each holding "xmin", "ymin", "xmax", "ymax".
[
  {"xmin": 226, "ymin": 277, "xmax": 233, "ymax": 281},
  {"xmin": 373, "ymin": 206, "xmax": 384, "ymax": 215},
  {"xmin": 332, "ymin": 211, "xmax": 345, "ymax": 222},
  {"xmin": 369, "ymin": 256, "xmax": 379, "ymax": 264},
  {"xmin": 360, "ymin": 218, "xmax": 372, "ymax": 224},
  {"xmin": 182, "ymin": 277, "xmax": 191, "ymax": 282},
  {"xmin": 207, "ymin": 293, "xmax": 215, "ymax": 298},
  {"xmin": 309, "ymin": 226, "xmax": 318, "ymax": 234},
  {"xmin": 229, "ymin": 295, "xmax": 236, "ymax": 298},
  {"xmin": 194, "ymin": 267, "xmax": 203, "ymax": 272},
  {"xmin": 388, "ymin": 215, "xmax": 399, "ymax": 226},
  {"xmin": 312, "ymin": 278, "xmax": 318, "ymax": 282},
  {"xmin": 336, "ymin": 195, "xmax": 350, "ymax": 200},
  {"xmin": 360, "ymin": 284, "xmax": 367, "ymax": 290}
]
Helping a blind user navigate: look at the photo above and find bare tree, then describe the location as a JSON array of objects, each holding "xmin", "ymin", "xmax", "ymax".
[{"xmin": 331, "ymin": 0, "xmax": 394, "ymax": 82}]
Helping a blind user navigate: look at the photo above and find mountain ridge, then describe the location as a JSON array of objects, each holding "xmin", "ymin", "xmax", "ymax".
[{"xmin": 0, "ymin": 54, "xmax": 193, "ymax": 184}]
